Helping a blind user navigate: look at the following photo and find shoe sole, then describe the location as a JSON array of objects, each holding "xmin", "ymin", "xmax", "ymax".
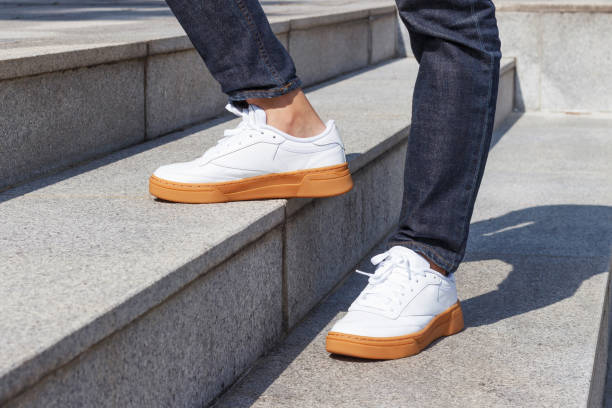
[
  {"xmin": 149, "ymin": 163, "xmax": 353, "ymax": 204},
  {"xmin": 325, "ymin": 301, "xmax": 464, "ymax": 360}
]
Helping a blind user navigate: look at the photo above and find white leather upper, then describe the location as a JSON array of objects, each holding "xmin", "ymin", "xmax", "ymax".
[
  {"xmin": 153, "ymin": 104, "xmax": 346, "ymax": 183},
  {"xmin": 330, "ymin": 247, "xmax": 458, "ymax": 337}
]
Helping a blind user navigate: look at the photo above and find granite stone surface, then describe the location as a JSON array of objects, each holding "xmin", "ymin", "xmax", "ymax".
[
  {"xmin": 401, "ymin": 6, "xmax": 612, "ymax": 113},
  {"xmin": 217, "ymin": 255, "xmax": 610, "ymax": 408},
  {"xmin": 0, "ymin": 59, "xmax": 145, "ymax": 190},
  {"xmin": 469, "ymin": 113, "xmax": 612, "ymax": 261},
  {"xmin": 285, "ymin": 145, "xmax": 406, "ymax": 328},
  {"xmin": 0, "ymin": 57, "xmax": 516, "ymax": 403},
  {"xmin": 2, "ymin": 3, "xmax": 400, "ymax": 190},
  {"xmin": 215, "ymin": 113, "xmax": 612, "ymax": 408},
  {"xmin": 493, "ymin": 60, "xmax": 516, "ymax": 129},
  {"xmin": 540, "ymin": 12, "xmax": 612, "ymax": 112},
  {"xmin": 496, "ymin": 9, "xmax": 612, "ymax": 113},
  {"xmin": 145, "ymin": 50, "xmax": 226, "ymax": 139},
  {"xmin": 370, "ymin": 13, "xmax": 398, "ymax": 64},
  {"xmin": 0, "ymin": 0, "xmax": 396, "ymax": 78},
  {"xmin": 395, "ymin": 14, "xmax": 412, "ymax": 58},
  {"xmin": 0, "ymin": 117, "xmax": 286, "ymax": 403},
  {"xmin": 496, "ymin": 12, "xmax": 542, "ymax": 111},
  {"xmin": 290, "ymin": 20, "xmax": 370, "ymax": 86},
  {"xmin": 0, "ymin": 58, "xmax": 418, "ymax": 404},
  {"xmin": 6, "ymin": 230, "xmax": 284, "ymax": 408}
]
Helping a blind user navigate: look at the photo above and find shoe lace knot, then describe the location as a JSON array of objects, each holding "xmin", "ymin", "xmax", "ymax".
[
  {"xmin": 199, "ymin": 104, "xmax": 266, "ymax": 161},
  {"xmin": 354, "ymin": 250, "xmax": 428, "ymax": 312}
]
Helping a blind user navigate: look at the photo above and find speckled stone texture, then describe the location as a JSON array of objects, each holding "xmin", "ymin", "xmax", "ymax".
[
  {"xmin": 215, "ymin": 113, "xmax": 612, "ymax": 408},
  {"xmin": 290, "ymin": 20, "xmax": 370, "ymax": 87},
  {"xmin": 145, "ymin": 50, "xmax": 226, "ymax": 139},
  {"xmin": 0, "ymin": 119, "xmax": 286, "ymax": 405},
  {"xmin": 494, "ymin": 61, "xmax": 516, "ymax": 130},
  {"xmin": 285, "ymin": 145, "xmax": 405, "ymax": 329},
  {"xmin": 5, "ymin": 229, "xmax": 284, "ymax": 408},
  {"xmin": 0, "ymin": 58, "xmax": 516, "ymax": 406},
  {"xmin": 539, "ymin": 12, "xmax": 612, "ymax": 112},
  {"xmin": 1, "ymin": 3, "xmax": 399, "ymax": 190},
  {"xmin": 370, "ymin": 13, "xmax": 398, "ymax": 64},
  {"xmin": 397, "ymin": 5, "xmax": 612, "ymax": 113},
  {"xmin": 0, "ymin": 59, "xmax": 145, "ymax": 190},
  {"xmin": 496, "ymin": 12, "xmax": 542, "ymax": 111},
  {"xmin": 497, "ymin": 8, "xmax": 612, "ymax": 112}
]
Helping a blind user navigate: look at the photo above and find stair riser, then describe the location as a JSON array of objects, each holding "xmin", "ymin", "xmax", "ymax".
[
  {"xmin": 398, "ymin": 7, "xmax": 612, "ymax": 113},
  {"xmin": 0, "ymin": 8, "xmax": 398, "ymax": 192},
  {"xmin": 1, "ymin": 60, "xmax": 516, "ymax": 408}
]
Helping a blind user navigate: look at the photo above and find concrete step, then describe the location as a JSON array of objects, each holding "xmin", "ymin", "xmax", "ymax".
[
  {"xmin": 0, "ymin": 57, "xmax": 515, "ymax": 407},
  {"xmin": 0, "ymin": 1, "xmax": 399, "ymax": 191},
  {"xmin": 397, "ymin": 0, "xmax": 612, "ymax": 114},
  {"xmin": 215, "ymin": 112, "xmax": 612, "ymax": 408},
  {"xmin": 4, "ymin": 0, "xmax": 607, "ymax": 192}
]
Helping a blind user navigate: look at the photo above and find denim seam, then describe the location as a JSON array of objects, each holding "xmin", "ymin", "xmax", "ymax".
[
  {"xmin": 470, "ymin": 1, "xmax": 486, "ymax": 52},
  {"xmin": 456, "ymin": 63, "xmax": 496, "ymax": 259},
  {"xmin": 233, "ymin": 0, "xmax": 284, "ymax": 86},
  {"xmin": 449, "ymin": 2, "xmax": 496, "ymax": 262}
]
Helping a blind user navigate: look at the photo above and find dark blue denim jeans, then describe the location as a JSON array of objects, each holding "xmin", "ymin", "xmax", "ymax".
[
  {"xmin": 165, "ymin": 0, "xmax": 501, "ymax": 273},
  {"xmin": 164, "ymin": 0, "xmax": 301, "ymax": 100}
]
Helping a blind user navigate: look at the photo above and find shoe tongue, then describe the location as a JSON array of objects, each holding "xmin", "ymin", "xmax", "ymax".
[
  {"xmin": 248, "ymin": 104, "xmax": 268, "ymax": 126},
  {"xmin": 387, "ymin": 246, "xmax": 430, "ymax": 271}
]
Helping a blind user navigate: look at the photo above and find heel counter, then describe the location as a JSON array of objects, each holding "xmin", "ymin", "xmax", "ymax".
[
  {"xmin": 315, "ymin": 121, "xmax": 344, "ymax": 147},
  {"xmin": 439, "ymin": 276, "xmax": 458, "ymax": 308},
  {"xmin": 306, "ymin": 145, "xmax": 346, "ymax": 168}
]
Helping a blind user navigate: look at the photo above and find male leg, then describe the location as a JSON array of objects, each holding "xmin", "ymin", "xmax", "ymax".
[
  {"xmin": 326, "ymin": 0, "xmax": 501, "ymax": 359},
  {"xmin": 151, "ymin": 0, "xmax": 352, "ymax": 203}
]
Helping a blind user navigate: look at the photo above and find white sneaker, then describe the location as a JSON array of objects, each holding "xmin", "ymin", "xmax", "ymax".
[
  {"xmin": 149, "ymin": 103, "xmax": 353, "ymax": 203},
  {"xmin": 326, "ymin": 246, "xmax": 464, "ymax": 359}
]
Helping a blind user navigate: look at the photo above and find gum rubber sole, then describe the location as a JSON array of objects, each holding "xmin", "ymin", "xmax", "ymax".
[
  {"xmin": 325, "ymin": 301, "xmax": 464, "ymax": 360},
  {"xmin": 149, "ymin": 163, "xmax": 353, "ymax": 204}
]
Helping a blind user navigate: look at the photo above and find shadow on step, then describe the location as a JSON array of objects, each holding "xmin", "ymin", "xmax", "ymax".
[
  {"xmin": 462, "ymin": 204, "xmax": 612, "ymax": 327},
  {"xmin": 216, "ymin": 204, "xmax": 612, "ymax": 407}
]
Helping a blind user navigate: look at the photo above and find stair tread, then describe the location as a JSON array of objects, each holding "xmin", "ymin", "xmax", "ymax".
[
  {"xmin": 0, "ymin": 0, "xmax": 395, "ymax": 79},
  {"xmin": 215, "ymin": 112, "xmax": 612, "ymax": 408},
  {"xmin": 0, "ymin": 58, "xmax": 426, "ymax": 400},
  {"xmin": 0, "ymin": 58, "xmax": 517, "ymax": 402}
]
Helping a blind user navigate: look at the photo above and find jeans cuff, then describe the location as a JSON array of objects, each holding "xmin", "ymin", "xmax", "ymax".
[
  {"xmin": 227, "ymin": 77, "xmax": 302, "ymax": 101},
  {"xmin": 386, "ymin": 239, "xmax": 460, "ymax": 274}
]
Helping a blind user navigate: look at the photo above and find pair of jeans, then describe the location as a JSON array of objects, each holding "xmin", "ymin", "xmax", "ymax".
[{"xmin": 164, "ymin": 0, "xmax": 501, "ymax": 273}]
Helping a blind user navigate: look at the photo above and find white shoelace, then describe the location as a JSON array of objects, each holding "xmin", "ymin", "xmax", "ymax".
[
  {"xmin": 354, "ymin": 250, "xmax": 428, "ymax": 312},
  {"xmin": 200, "ymin": 104, "xmax": 267, "ymax": 160}
]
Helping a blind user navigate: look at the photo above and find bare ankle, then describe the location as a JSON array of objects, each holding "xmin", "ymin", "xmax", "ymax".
[{"xmin": 247, "ymin": 89, "xmax": 326, "ymax": 138}]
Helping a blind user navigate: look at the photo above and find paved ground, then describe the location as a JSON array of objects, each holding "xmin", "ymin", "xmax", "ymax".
[{"xmin": 214, "ymin": 113, "xmax": 612, "ymax": 407}]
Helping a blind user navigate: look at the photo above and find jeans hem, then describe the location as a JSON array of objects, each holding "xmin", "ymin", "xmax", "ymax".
[
  {"xmin": 227, "ymin": 78, "xmax": 302, "ymax": 101},
  {"xmin": 386, "ymin": 239, "xmax": 461, "ymax": 274}
]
